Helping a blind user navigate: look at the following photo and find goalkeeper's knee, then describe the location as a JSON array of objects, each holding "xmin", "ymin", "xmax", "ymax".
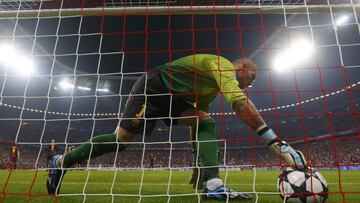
[{"xmin": 90, "ymin": 133, "xmax": 128, "ymax": 157}]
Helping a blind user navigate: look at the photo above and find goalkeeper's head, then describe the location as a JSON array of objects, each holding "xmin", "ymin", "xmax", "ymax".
[{"xmin": 232, "ymin": 58, "xmax": 257, "ymax": 89}]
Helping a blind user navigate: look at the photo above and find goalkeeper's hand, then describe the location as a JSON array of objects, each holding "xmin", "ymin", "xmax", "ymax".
[
  {"xmin": 268, "ymin": 139, "xmax": 308, "ymax": 171},
  {"xmin": 189, "ymin": 164, "xmax": 203, "ymax": 190},
  {"xmin": 189, "ymin": 151, "xmax": 204, "ymax": 190}
]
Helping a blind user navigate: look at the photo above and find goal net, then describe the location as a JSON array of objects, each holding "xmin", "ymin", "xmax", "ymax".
[{"xmin": 0, "ymin": 0, "xmax": 359, "ymax": 202}]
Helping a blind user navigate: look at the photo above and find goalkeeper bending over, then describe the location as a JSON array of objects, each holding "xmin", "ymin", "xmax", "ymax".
[{"xmin": 47, "ymin": 54, "xmax": 307, "ymax": 200}]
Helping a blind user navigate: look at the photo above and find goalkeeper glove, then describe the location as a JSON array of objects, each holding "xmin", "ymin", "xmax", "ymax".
[
  {"xmin": 268, "ymin": 139, "xmax": 307, "ymax": 170},
  {"xmin": 189, "ymin": 151, "xmax": 203, "ymax": 190},
  {"xmin": 257, "ymin": 126, "xmax": 307, "ymax": 170}
]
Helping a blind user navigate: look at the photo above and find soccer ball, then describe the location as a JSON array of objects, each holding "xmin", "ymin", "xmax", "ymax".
[{"xmin": 277, "ymin": 168, "xmax": 329, "ymax": 203}]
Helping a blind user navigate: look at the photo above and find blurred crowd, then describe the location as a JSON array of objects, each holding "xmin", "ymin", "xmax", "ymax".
[
  {"xmin": 0, "ymin": 134, "xmax": 358, "ymax": 170},
  {"xmin": 0, "ymin": 94, "xmax": 359, "ymax": 169}
]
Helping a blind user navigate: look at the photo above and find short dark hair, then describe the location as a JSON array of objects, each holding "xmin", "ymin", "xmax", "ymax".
[{"xmin": 232, "ymin": 58, "xmax": 257, "ymax": 70}]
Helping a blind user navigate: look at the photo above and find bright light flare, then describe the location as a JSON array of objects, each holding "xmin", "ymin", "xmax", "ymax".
[
  {"xmin": 0, "ymin": 44, "xmax": 35, "ymax": 76},
  {"xmin": 59, "ymin": 80, "xmax": 74, "ymax": 90},
  {"xmin": 273, "ymin": 39, "xmax": 314, "ymax": 73},
  {"xmin": 78, "ymin": 86, "xmax": 91, "ymax": 91},
  {"xmin": 335, "ymin": 15, "xmax": 348, "ymax": 26},
  {"xmin": 96, "ymin": 88, "xmax": 109, "ymax": 93}
]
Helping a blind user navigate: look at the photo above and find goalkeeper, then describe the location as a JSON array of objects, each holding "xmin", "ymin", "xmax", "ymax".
[{"xmin": 47, "ymin": 54, "xmax": 307, "ymax": 200}]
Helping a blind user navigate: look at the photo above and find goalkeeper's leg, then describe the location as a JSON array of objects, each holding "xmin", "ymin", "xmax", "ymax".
[
  {"xmin": 179, "ymin": 109, "xmax": 252, "ymax": 200},
  {"xmin": 197, "ymin": 118, "xmax": 250, "ymax": 200},
  {"xmin": 47, "ymin": 74, "xmax": 159, "ymax": 194},
  {"xmin": 46, "ymin": 131, "xmax": 130, "ymax": 194}
]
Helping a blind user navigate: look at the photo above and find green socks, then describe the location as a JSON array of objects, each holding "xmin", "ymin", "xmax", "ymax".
[
  {"xmin": 62, "ymin": 133, "xmax": 128, "ymax": 168},
  {"xmin": 197, "ymin": 118, "xmax": 219, "ymax": 181},
  {"xmin": 60, "ymin": 121, "xmax": 219, "ymax": 182}
]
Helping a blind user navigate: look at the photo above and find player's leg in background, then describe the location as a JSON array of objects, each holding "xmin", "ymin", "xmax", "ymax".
[
  {"xmin": 13, "ymin": 158, "xmax": 17, "ymax": 170},
  {"xmin": 11, "ymin": 157, "xmax": 17, "ymax": 170}
]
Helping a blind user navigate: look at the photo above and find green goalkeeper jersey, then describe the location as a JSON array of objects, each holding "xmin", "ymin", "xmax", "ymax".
[{"xmin": 156, "ymin": 54, "xmax": 247, "ymax": 112}]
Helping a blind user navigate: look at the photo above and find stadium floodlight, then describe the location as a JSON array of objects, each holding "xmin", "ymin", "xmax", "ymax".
[
  {"xmin": 78, "ymin": 86, "xmax": 91, "ymax": 91},
  {"xmin": 0, "ymin": 44, "xmax": 35, "ymax": 76},
  {"xmin": 96, "ymin": 88, "xmax": 110, "ymax": 93},
  {"xmin": 273, "ymin": 38, "xmax": 314, "ymax": 73},
  {"xmin": 59, "ymin": 80, "xmax": 74, "ymax": 90},
  {"xmin": 335, "ymin": 15, "xmax": 349, "ymax": 26}
]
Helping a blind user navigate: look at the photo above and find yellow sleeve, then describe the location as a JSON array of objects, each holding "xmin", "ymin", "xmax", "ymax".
[{"xmin": 202, "ymin": 56, "xmax": 247, "ymax": 108}]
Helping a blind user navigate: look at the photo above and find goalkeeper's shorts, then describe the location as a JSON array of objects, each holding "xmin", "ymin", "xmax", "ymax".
[{"xmin": 119, "ymin": 73, "xmax": 193, "ymax": 136}]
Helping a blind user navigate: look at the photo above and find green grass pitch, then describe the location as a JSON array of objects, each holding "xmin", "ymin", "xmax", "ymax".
[{"xmin": 0, "ymin": 169, "xmax": 359, "ymax": 202}]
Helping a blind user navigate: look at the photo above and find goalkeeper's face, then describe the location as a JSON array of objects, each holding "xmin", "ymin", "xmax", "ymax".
[{"xmin": 235, "ymin": 66, "xmax": 256, "ymax": 89}]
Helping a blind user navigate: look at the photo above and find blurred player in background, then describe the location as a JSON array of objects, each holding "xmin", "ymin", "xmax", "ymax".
[
  {"xmin": 9, "ymin": 144, "xmax": 19, "ymax": 170},
  {"xmin": 149, "ymin": 153, "xmax": 155, "ymax": 169},
  {"xmin": 46, "ymin": 139, "xmax": 57, "ymax": 166}
]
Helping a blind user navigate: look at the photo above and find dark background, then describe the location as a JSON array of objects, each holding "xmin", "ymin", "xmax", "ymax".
[{"xmin": 0, "ymin": 1, "xmax": 359, "ymax": 150}]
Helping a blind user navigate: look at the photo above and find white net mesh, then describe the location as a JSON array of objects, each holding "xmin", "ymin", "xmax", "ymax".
[{"xmin": 0, "ymin": 0, "xmax": 359, "ymax": 202}]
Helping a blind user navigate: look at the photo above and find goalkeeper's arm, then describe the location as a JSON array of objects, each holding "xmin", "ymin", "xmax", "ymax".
[{"xmin": 232, "ymin": 99, "xmax": 307, "ymax": 169}]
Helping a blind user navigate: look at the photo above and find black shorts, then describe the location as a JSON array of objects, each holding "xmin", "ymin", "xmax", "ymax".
[{"xmin": 119, "ymin": 74, "xmax": 194, "ymax": 135}]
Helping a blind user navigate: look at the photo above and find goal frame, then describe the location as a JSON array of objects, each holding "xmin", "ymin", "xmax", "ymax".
[{"xmin": 0, "ymin": 5, "xmax": 359, "ymax": 18}]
